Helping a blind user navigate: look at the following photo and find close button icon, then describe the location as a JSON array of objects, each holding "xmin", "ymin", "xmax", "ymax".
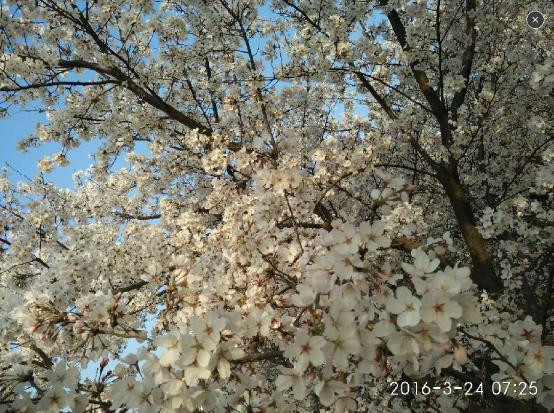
[{"xmin": 527, "ymin": 11, "xmax": 545, "ymax": 29}]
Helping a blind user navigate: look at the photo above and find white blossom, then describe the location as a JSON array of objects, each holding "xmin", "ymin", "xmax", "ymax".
[
  {"xmin": 386, "ymin": 286, "xmax": 421, "ymax": 327},
  {"xmin": 420, "ymin": 292, "xmax": 463, "ymax": 332},
  {"xmin": 0, "ymin": 1, "xmax": 551, "ymax": 411},
  {"xmin": 275, "ymin": 366, "xmax": 307, "ymax": 400},
  {"xmin": 284, "ymin": 329, "xmax": 326, "ymax": 371}
]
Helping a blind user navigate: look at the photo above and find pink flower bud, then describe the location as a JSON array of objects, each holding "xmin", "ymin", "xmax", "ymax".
[
  {"xmin": 453, "ymin": 342, "xmax": 468, "ymax": 365},
  {"xmin": 73, "ymin": 320, "xmax": 84, "ymax": 332}
]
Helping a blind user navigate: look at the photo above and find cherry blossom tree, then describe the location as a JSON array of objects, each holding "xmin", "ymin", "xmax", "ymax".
[{"xmin": 1, "ymin": 0, "xmax": 553, "ymax": 411}]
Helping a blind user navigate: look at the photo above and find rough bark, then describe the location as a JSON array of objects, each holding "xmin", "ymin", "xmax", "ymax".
[
  {"xmin": 379, "ymin": 0, "xmax": 503, "ymax": 293},
  {"xmin": 438, "ymin": 166, "xmax": 503, "ymax": 293}
]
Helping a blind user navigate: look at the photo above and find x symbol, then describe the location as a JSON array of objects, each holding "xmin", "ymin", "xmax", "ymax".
[{"xmin": 527, "ymin": 11, "xmax": 544, "ymax": 29}]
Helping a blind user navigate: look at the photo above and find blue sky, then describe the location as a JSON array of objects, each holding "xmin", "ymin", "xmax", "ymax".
[{"xmin": 0, "ymin": 107, "xmax": 100, "ymax": 188}]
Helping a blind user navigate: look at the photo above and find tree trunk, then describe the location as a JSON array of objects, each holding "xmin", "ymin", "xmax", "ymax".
[{"xmin": 439, "ymin": 167, "xmax": 503, "ymax": 293}]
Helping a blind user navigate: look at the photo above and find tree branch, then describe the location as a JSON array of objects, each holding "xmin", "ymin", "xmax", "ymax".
[
  {"xmin": 233, "ymin": 349, "xmax": 283, "ymax": 364},
  {"xmin": 0, "ymin": 80, "xmax": 119, "ymax": 92},
  {"xmin": 57, "ymin": 59, "xmax": 212, "ymax": 135},
  {"xmin": 450, "ymin": 0, "xmax": 477, "ymax": 116},
  {"xmin": 115, "ymin": 280, "xmax": 149, "ymax": 294}
]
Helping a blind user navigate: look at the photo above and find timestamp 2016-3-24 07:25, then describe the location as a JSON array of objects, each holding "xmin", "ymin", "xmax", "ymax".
[{"xmin": 389, "ymin": 380, "xmax": 538, "ymax": 397}]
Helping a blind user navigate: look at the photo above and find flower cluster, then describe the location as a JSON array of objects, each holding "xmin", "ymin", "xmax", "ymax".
[{"xmin": 0, "ymin": 0, "xmax": 552, "ymax": 411}]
